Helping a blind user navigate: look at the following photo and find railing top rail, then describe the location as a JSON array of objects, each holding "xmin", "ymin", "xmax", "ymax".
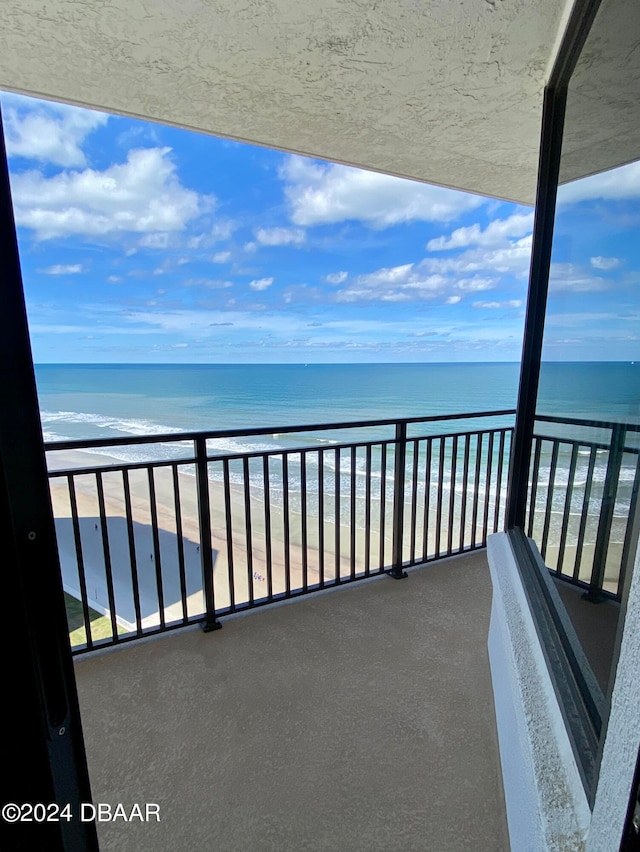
[
  {"xmin": 531, "ymin": 433, "xmax": 640, "ymax": 455},
  {"xmin": 43, "ymin": 408, "xmax": 516, "ymax": 452},
  {"xmin": 535, "ymin": 413, "xmax": 640, "ymax": 432},
  {"xmin": 47, "ymin": 424, "xmax": 516, "ymax": 478}
]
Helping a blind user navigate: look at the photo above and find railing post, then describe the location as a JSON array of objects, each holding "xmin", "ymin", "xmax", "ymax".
[
  {"xmin": 583, "ymin": 423, "xmax": 626, "ymax": 603},
  {"xmin": 618, "ymin": 455, "xmax": 640, "ymax": 600},
  {"xmin": 195, "ymin": 436, "xmax": 222, "ymax": 631},
  {"xmin": 389, "ymin": 421, "xmax": 408, "ymax": 579}
]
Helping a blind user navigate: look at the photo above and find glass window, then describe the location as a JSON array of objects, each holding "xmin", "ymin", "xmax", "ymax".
[{"xmin": 529, "ymin": 0, "xmax": 640, "ymax": 693}]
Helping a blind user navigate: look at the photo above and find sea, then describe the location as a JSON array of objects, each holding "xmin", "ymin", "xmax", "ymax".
[
  {"xmin": 36, "ymin": 361, "xmax": 640, "ymax": 546},
  {"xmin": 36, "ymin": 362, "xmax": 517, "ymax": 446},
  {"xmin": 36, "ymin": 361, "xmax": 640, "ymax": 448}
]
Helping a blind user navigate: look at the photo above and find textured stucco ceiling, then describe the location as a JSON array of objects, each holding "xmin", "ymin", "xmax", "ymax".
[
  {"xmin": 0, "ymin": 0, "xmax": 571, "ymax": 204},
  {"xmin": 560, "ymin": 0, "xmax": 640, "ymax": 185}
]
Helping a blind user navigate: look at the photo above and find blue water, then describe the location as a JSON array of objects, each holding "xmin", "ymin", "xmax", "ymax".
[
  {"xmin": 35, "ymin": 363, "xmax": 517, "ymax": 466},
  {"xmin": 36, "ymin": 362, "xmax": 640, "ymax": 461},
  {"xmin": 35, "ymin": 362, "xmax": 640, "ymax": 524},
  {"xmin": 35, "ymin": 361, "xmax": 640, "ymax": 449},
  {"xmin": 537, "ymin": 362, "xmax": 640, "ymax": 422},
  {"xmin": 36, "ymin": 362, "xmax": 519, "ymax": 437}
]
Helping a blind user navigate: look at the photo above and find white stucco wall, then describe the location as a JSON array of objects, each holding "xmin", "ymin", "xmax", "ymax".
[
  {"xmin": 587, "ymin": 542, "xmax": 640, "ymax": 850},
  {"xmin": 487, "ymin": 532, "xmax": 591, "ymax": 851}
]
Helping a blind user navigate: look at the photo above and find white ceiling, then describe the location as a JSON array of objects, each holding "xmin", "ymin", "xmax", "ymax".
[{"xmin": 0, "ymin": 0, "xmax": 572, "ymax": 204}]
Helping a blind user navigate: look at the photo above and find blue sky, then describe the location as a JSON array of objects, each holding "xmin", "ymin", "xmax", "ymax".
[{"xmin": 2, "ymin": 91, "xmax": 639, "ymax": 363}]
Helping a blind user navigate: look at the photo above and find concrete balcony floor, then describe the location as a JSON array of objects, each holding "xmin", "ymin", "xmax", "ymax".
[{"xmin": 75, "ymin": 551, "xmax": 509, "ymax": 852}]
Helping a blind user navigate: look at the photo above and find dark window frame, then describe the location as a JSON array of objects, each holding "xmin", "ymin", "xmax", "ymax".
[{"xmin": 0, "ymin": 106, "xmax": 99, "ymax": 849}]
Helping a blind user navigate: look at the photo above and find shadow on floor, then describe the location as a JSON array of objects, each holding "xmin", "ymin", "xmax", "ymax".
[{"xmin": 55, "ymin": 516, "xmax": 215, "ymax": 628}]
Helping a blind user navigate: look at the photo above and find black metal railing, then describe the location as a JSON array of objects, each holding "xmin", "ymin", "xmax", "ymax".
[
  {"xmin": 527, "ymin": 415, "xmax": 640, "ymax": 601},
  {"xmin": 47, "ymin": 408, "xmax": 637, "ymax": 653},
  {"xmin": 45, "ymin": 410, "xmax": 514, "ymax": 653}
]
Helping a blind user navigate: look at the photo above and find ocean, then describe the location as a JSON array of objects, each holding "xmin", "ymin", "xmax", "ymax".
[
  {"xmin": 36, "ymin": 361, "xmax": 639, "ymax": 515},
  {"xmin": 36, "ymin": 362, "xmax": 519, "ymax": 441},
  {"xmin": 35, "ymin": 362, "xmax": 516, "ymax": 471},
  {"xmin": 36, "ymin": 361, "xmax": 640, "ymax": 451}
]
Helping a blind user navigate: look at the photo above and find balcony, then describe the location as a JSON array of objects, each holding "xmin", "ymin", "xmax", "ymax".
[{"xmin": 45, "ymin": 409, "xmax": 635, "ymax": 848}]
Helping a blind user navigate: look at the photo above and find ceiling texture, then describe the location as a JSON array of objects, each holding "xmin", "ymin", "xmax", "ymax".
[{"xmin": 0, "ymin": 0, "xmax": 574, "ymax": 204}]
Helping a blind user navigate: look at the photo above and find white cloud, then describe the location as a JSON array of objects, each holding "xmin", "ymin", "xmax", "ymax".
[
  {"xmin": 11, "ymin": 147, "xmax": 205, "ymax": 240},
  {"xmin": 210, "ymin": 220, "xmax": 236, "ymax": 242},
  {"xmin": 558, "ymin": 160, "xmax": 640, "ymax": 204},
  {"xmin": 281, "ymin": 156, "xmax": 483, "ymax": 228},
  {"xmin": 107, "ymin": 275, "xmax": 123, "ymax": 283},
  {"xmin": 2, "ymin": 94, "xmax": 108, "ymax": 167},
  {"xmin": 249, "ymin": 277, "xmax": 274, "ymax": 291},
  {"xmin": 427, "ymin": 211, "xmax": 533, "ymax": 251},
  {"xmin": 107, "ymin": 306, "xmax": 525, "ymax": 359},
  {"xmin": 549, "ymin": 263, "xmax": 610, "ymax": 292},
  {"xmin": 455, "ymin": 277, "xmax": 496, "ymax": 292},
  {"xmin": 360, "ymin": 264, "xmax": 414, "ymax": 285},
  {"xmin": 183, "ymin": 277, "xmax": 233, "ymax": 289},
  {"xmin": 473, "ymin": 300, "xmax": 522, "ymax": 309},
  {"xmin": 254, "ymin": 227, "xmax": 305, "ymax": 246},
  {"xmin": 211, "ymin": 251, "xmax": 231, "ymax": 263},
  {"xmin": 423, "ymin": 235, "xmax": 532, "ymax": 279},
  {"xmin": 325, "ymin": 271, "xmax": 348, "ymax": 285},
  {"xmin": 190, "ymin": 220, "xmax": 237, "ymax": 249},
  {"xmin": 139, "ymin": 233, "xmax": 170, "ymax": 249},
  {"xmin": 590, "ymin": 256, "xmax": 621, "ymax": 270},
  {"xmin": 334, "ymin": 261, "xmax": 497, "ymax": 303},
  {"xmin": 40, "ymin": 263, "xmax": 84, "ymax": 275}
]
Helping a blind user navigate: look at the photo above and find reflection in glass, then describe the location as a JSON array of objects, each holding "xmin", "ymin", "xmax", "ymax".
[
  {"xmin": 531, "ymin": 158, "xmax": 640, "ymax": 599},
  {"xmin": 529, "ymin": 0, "xmax": 640, "ymax": 691}
]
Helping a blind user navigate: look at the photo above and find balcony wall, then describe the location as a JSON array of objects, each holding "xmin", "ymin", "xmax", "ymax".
[{"xmin": 74, "ymin": 551, "xmax": 509, "ymax": 852}]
